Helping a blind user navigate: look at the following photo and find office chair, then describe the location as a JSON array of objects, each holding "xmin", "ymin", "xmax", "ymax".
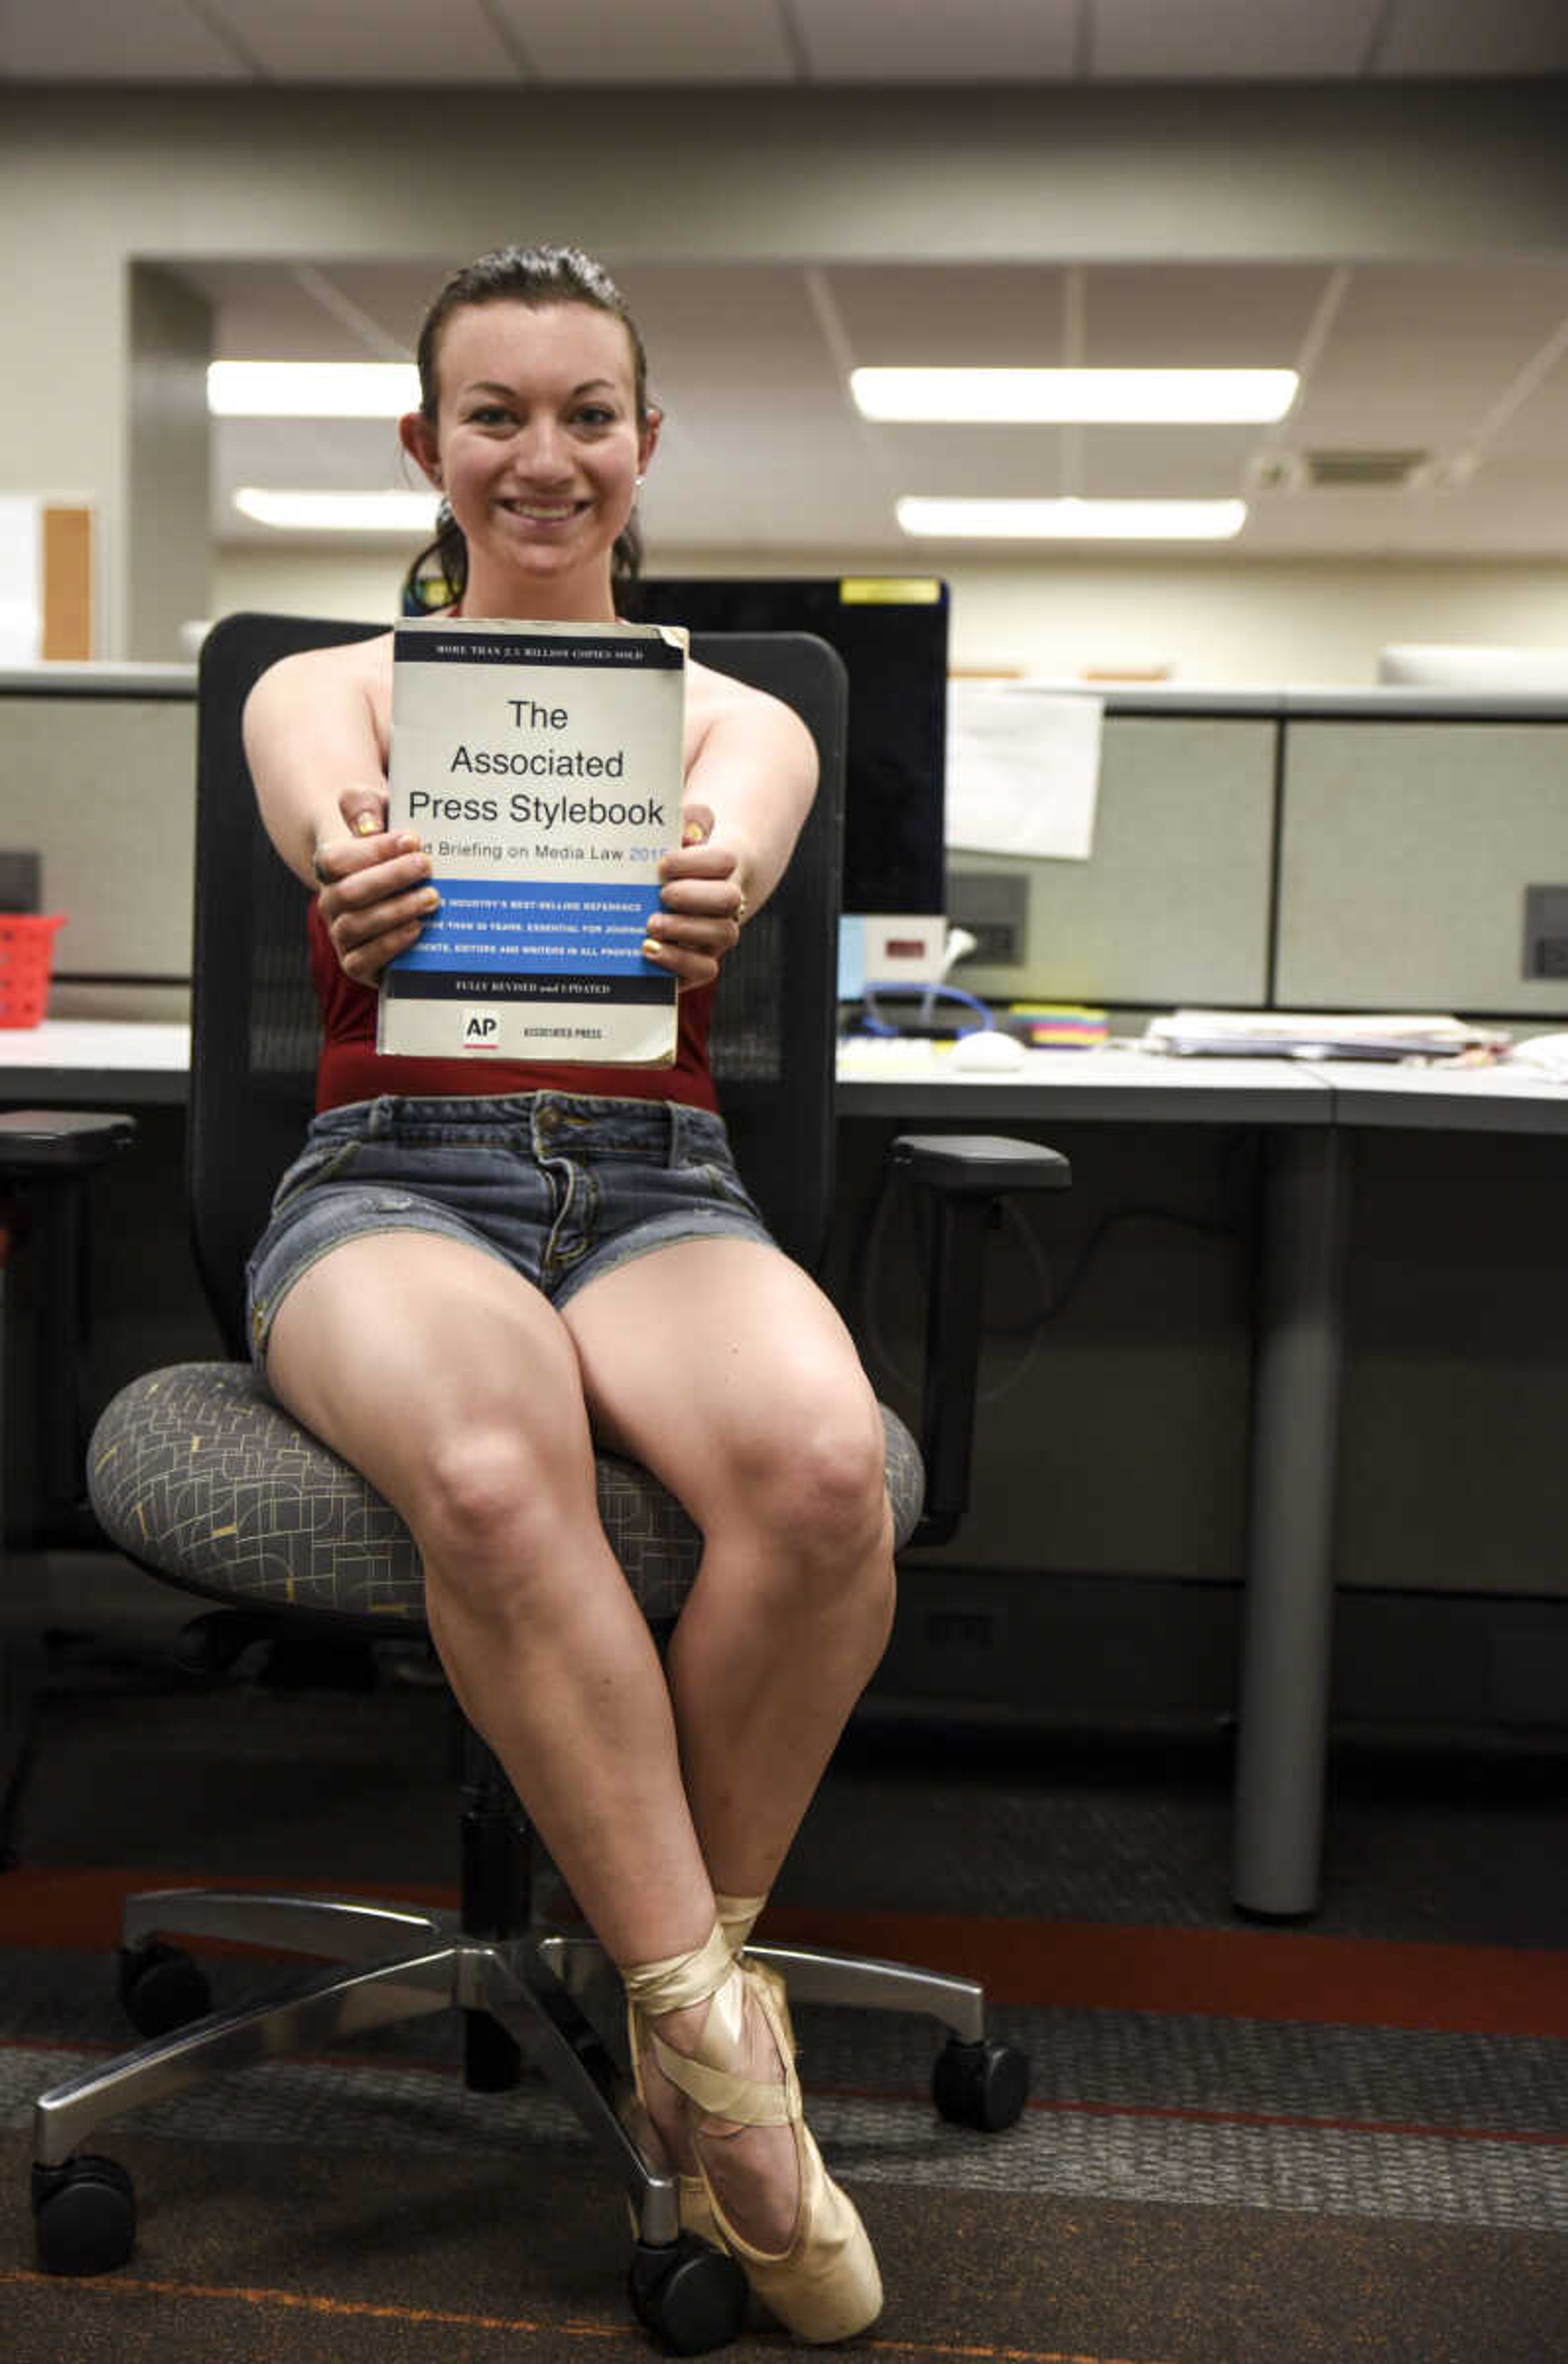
[{"xmin": 29, "ymin": 613, "xmax": 1069, "ymax": 2352}]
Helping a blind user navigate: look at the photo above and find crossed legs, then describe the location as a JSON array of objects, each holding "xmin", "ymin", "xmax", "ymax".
[{"xmin": 262, "ymin": 1226, "xmax": 895, "ymax": 2321}]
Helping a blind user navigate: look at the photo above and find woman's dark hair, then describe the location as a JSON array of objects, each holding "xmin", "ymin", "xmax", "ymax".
[{"xmin": 402, "ymin": 244, "xmax": 651, "ymax": 613}]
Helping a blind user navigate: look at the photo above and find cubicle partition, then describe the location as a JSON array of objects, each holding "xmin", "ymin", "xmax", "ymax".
[
  {"xmin": 0, "ymin": 664, "xmax": 196, "ymax": 1024},
  {"xmin": 953, "ymin": 682, "xmax": 1568, "ymax": 1035},
  {"xmin": 6, "ymin": 665, "xmax": 1566, "ymax": 1038}
]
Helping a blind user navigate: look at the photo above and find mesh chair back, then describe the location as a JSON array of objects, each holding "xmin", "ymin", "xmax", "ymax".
[{"xmin": 187, "ymin": 613, "xmax": 846, "ymax": 1358}]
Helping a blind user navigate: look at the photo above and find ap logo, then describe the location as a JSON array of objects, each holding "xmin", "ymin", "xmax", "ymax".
[{"xmin": 463, "ymin": 1014, "xmax": 499, "ymax": 1045}]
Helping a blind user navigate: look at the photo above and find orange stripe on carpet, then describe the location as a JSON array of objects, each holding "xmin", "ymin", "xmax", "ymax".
[
  {"xmin": 0, "ymin": 2270, "xmax": 1170, "ymax": 2364},
  {"xmin": 758, "ymin": 1907, "xmax": 1568, "ymax": 2040},
  {"xmin": 3, "ymin": 1872, "xmax": 1563, "ymax": 2039}
]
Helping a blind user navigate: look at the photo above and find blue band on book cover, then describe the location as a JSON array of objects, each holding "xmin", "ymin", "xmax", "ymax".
[{"xmin": 379, "ymin": 617, "xmax": 688, "ymax": 1065}]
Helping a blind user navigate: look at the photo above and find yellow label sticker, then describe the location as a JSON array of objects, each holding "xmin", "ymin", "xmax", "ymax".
[{"xmin": 838, "ymin": 577, "xmax": 943, "ymax": 606}]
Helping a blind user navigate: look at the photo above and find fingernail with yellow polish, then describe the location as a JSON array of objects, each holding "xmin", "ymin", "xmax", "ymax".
[
  {"xmin": 353, "ymin": 814, "xmax": 379, "ymax": 836},
  {"xmin": 641, "ymin": 938, "xmax": 662, "ymax": 960}
]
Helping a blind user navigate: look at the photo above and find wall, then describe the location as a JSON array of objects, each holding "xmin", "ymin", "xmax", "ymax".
[{"xmin": 214, "ymin": 543, "xmax": 1568, "ymax": 688}]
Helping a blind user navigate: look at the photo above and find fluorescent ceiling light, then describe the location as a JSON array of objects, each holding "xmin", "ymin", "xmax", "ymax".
[
  {"xmin": 853, "ymin": 369, "xmax": 1297, "ymax": 424},
  {"xmin": 209, "ymin": 361, "xmax": 420, "ymax": 417},
  {"xmin": 233, "ymin": 489, "xmax": 439, "ymax": 533},
  {"xmin": 896, "ymin": 497, "xmax": 1248, "ymax": 541}
]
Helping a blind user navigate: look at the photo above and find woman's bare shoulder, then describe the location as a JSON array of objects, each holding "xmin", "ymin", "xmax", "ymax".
[
  {"xmin": 249, "ymin": 628, "xmax": 394, "ymax": 705},
  {"xmin": 686, "ymin": 656, "xmax": 815, "ymax": 754}
]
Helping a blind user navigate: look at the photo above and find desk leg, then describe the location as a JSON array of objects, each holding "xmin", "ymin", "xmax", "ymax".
[{"xmin": 1231, "ymin": 1125, "xmax": 1352, "ymax": 1918}]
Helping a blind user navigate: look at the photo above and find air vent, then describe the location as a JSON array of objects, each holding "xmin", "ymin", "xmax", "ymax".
[{"xmin": 1304, "ymin": 448, "xmax": 1430, "ymax": 488}]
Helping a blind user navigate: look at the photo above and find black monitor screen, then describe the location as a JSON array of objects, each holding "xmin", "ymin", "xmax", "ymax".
[{"xmin": 627, "ymin": 577, "xmax": 948, "ymax": 916}]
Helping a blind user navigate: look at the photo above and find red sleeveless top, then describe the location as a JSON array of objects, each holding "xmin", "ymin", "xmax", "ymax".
[{"xmin": 307, "ymin": 899, "xmax": 721, "ymax": 1115}]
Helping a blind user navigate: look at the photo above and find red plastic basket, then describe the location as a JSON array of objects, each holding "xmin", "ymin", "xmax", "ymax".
[{"xmin": 0, "ymin": 913, "xmax": 65, "ymax": 1027}]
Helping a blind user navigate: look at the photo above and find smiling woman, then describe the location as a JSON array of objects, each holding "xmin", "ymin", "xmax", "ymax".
[{"xmin": 232, "ymin": 243, "xmax": 889, "ymax": 2345}]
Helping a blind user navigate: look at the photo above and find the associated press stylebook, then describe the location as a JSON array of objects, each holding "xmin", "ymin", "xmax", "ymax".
[{"xmin": 378, "ymin": 616, "xmax": 687, "ymax": 1063}]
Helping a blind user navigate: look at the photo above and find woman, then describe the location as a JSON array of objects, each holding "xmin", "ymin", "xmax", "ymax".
[{"xmin": 241, "ymin": 246, "xmax": 891, "ymax": 2342}]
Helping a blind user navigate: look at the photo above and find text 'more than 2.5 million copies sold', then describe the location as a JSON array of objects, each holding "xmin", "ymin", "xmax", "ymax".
[{"xmin": 378, "ymin": 615, "xmax": 688, "ymax": 1063}]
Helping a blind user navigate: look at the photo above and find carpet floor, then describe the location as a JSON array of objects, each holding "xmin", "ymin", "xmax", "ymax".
[{"xmin": 0, "ymin": 1577, "xmax": 1564, "ymax": 2362}]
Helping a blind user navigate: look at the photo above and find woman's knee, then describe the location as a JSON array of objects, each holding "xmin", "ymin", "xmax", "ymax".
[
  {"xmin": 408, "ymin": 1424, "xmax": 590, "ymax": 1606},
  {"xmin": 726, "ymin": 1388, "xmax": 894, "ymax": 1587}
]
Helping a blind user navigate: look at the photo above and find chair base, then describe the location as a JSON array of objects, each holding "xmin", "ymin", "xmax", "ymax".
[{"xmin": 30, "ymin": 1885, "xmax": 1023, "ymax": 2333}]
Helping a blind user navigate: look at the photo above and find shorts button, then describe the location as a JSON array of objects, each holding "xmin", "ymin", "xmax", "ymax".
[{"xmin": 537, "ymin": 1107, "xmax": 561, "ymax": 1134}]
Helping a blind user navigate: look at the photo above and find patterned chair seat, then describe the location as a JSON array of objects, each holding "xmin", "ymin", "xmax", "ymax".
[{"xmin": 88, "ymin": 1361, "xmax": 927, "ymax": 1631}]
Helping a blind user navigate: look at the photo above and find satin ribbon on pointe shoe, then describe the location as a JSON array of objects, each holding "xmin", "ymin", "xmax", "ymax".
[
  {"xmin": 625, "ymin": 1923, "xmax": 882, "ymax": 2344},
  {"xmin": 626, "ymin": 1894, "xmax": 797, "ymax": 2257}
]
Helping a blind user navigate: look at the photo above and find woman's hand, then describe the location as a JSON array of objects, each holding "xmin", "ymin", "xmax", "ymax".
[
  {"xmin": 311, "ymin": 787, "xmax": 439, "ymax": 986},
  {"xmin": 643, "ymin": 803, "xmax": 748, "ymax": 991}
]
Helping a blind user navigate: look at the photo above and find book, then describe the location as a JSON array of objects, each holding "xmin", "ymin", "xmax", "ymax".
[{"xmin": 377, "ymin": 616, "xmax": 687, "ymax": 1064}]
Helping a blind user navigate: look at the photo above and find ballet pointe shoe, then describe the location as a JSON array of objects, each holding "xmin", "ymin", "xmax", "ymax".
[
  {"xmin": 625, "ymin": 1896, "xmax": 796, "ymax": 2252},
  {"xmin": 639, "ymin": 1939, "xmax": 882, "ymax": 2344}
]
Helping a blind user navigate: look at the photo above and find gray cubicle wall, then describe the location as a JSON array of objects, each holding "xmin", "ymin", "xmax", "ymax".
[
  {"xmin": 1275, "ymin": 694, "xmax": 1568, "ymax": 1023},
  {"xmin": 950, "ymin": 696, "xmax": 1279, "ymax": 1014},
  {"xmin": 0, "ymin": 665, "xmax": 197, "ymax": 1022},
  {"xmin": 12, "ymin": 671, "xmax": 1565, "ymax": 1032},
  {"xmin": 951, "ymin": 683, "xmax": 1568, "ymax": 1029}
]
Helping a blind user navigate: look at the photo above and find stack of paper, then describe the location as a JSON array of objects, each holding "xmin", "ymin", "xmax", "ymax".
[{"xmin": 1145, "ymin": 1011, "xmax": 1511, "ymax": 1061}]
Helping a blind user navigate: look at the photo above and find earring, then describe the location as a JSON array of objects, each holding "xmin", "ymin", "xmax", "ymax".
[{"xmin": 635, "ymin": 474, "xmax": 646, "ymax": 487}]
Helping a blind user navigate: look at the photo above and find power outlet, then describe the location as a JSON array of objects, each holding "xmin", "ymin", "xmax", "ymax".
[
  {"xmin": 948, "ymin": 870, "xmax": 1029, "ymax": 968},
  {"xmin": 1523, "ymin": 885, "xmax": 1568, "ymax": 980}
]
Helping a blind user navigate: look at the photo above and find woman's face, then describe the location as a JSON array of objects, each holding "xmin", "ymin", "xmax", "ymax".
[{"xmin": 403, "ymin": 299, "xmax": 657, "ymax": 612}]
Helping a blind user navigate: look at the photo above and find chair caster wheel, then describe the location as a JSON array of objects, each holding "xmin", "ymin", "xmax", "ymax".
[
  {"xmin": 118, "ymin": 1940, "xmax": 212, "ymax": 2037},
  {"xmin": 32, "ymin": 2154, "xmax": 137, "ymax": 2276},
  {"xmin": 933, "ymin": 2034, "xmax": 1029, "ymax": 2131},
  {"xmin": 628, "ymin": 2232, "xmax": 749, "ymax": 2354}
]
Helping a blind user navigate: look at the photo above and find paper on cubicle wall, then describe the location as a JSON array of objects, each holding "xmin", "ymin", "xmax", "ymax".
[{"xmin": 944, "ymin": 682, "xmax": 1102, "ymax": 862}]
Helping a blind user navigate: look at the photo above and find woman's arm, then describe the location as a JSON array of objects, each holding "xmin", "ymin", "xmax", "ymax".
[
  {"xmin": 243, "ymin": 644, "xmax": 437, "ymax": 983},
  {"xmin": 645, "ymin": 677, "xmax": 818, "ymax": 989}
]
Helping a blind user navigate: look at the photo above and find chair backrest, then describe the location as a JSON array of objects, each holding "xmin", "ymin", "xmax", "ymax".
[{"xmin": 187, "ymin": 613, "xmax": 847, "ymax": 1358}]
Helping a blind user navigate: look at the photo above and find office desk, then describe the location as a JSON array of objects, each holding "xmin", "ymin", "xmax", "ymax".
[
  {"xmin": 0, "ymin": 1019, "xmax": 191, "ymax": 1107},
  {"xmin": 6, "ymin": 1025, "xmax": 1565, "ymax": 1920}
]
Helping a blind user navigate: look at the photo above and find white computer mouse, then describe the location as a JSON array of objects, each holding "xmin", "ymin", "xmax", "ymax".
[{"xmin": 949, "ymin": 1028, "xmax": 1028, "ymax": 1073}]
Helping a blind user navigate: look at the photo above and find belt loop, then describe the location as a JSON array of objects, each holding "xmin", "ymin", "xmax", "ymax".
[
  {"xmin": 366, "ymin": 1096, "xmax": 396, "ymax": 1141},
  {"xmin": 666, "ymin": 1098, "xmax": 684, "ymax": 1169}
]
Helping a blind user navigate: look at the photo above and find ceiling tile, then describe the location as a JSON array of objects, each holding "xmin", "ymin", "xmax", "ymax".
[
  {"xmin": 1288, "ymin": 262, "xmax": 1568, "ymax": 448},
  {"xmin": 1374, "ymin": 0, "xmax": 1568, "ymax": 76},
  {"xmin": 791, "ymin": 0, "xmax": 1077, "ymax": 82},
  {"xmin": 203, "ymin": 0, "xmax": 520, "ymax": 82},
  {"xmin": 1081, "ymin": 265, "xmax": 1332, "ymax": 368},
  {"xmin": 0, "ymin": 0, "xmax": 250, "ymax": 78},
  {"xmin": 1091, "ymin": 0, "xmax": 1384, "ymax": 80},
  {"xmin": 491, "ymin": 0, "xmax": 795, "ymax": 81},
  {"xmin": 823, "ymin": 265, "xmax": 1075, "ymax": 368}
]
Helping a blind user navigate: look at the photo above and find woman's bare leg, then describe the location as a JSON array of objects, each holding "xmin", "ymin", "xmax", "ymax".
[
  {"xmin": 564, "ymin": 1236, "xmax": 896, "ymax": 1904},
  {"xmin": 263, "ymin": 1230, "xmax": 715, "ymax": 1969},
  {"xmin": 564, "ymin": 1237, "xmax": 895, "ymax": 2250}
]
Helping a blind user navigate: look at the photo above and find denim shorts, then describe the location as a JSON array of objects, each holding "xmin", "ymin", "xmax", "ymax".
[{"xmin": 244, "ymin": 1090, "xmax": 779, "ymax": 1370}]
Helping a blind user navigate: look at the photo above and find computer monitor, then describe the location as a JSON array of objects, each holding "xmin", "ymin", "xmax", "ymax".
[{"xmin": 627, "ymin": 576, "xmax": 949, "ymax": 983}]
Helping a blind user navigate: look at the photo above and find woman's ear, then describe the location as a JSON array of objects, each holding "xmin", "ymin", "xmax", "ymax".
[
  {"xmin": 399, "ymin": 410, "xmax": 441, "ymax": 486},
  {"xmin": 637, "ymin": 405, "xmax": 663, "ymax": 478}
]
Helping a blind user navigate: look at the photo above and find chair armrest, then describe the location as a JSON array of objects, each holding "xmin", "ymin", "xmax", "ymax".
[
  {"xmin": 0, "ymin": 1110, "xmax": 138, "ymax": 1177},
  {"xmin": 890, "ymin": 1133, "xmax": 1071, "ymax": 1197},
  {"xmin": 888, "ymin": 1133, "xmax": 1071, "ymax": 1549}
]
